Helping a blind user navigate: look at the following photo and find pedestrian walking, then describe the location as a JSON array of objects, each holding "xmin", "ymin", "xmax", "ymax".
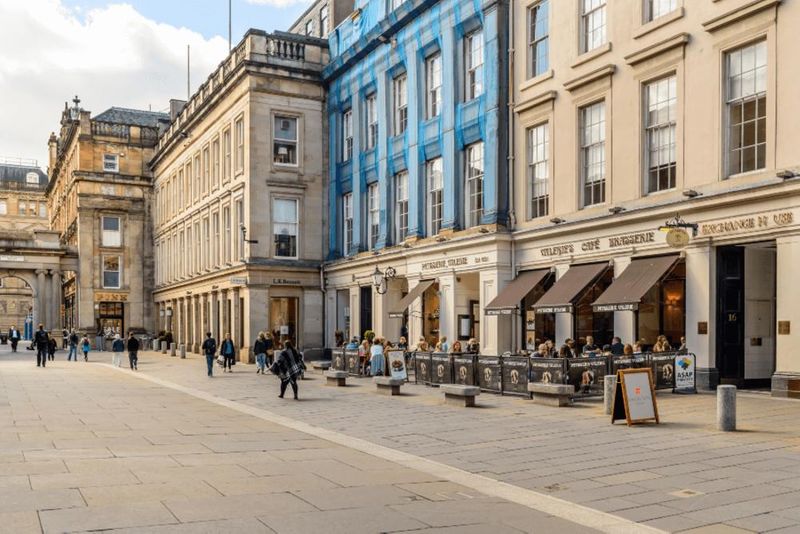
[
  {"xmin": 111, "ymin": 334, "xmax": 125, "ymax": 367},
  {"xmin": 67, "ymin": 330, "xmax": 78, "ymax": 361},
  {"xmin": 253, "ymin": 332, "xmax": 269, "ymax": 374},
  {"xmin": 126, "ymin": 332, "xmax": 139, "ymax": 370},
  {"xmin": 8, "ymin": 326, "xmax": 20, "ymax": 353},
  {"xmin": 62, "ymin": 328, "xmax": 68, "ymax": 349},
  {"xmin": 264, "ymin": 332, "xmax": 275, "ymax": 365},
  {"xmin": 273, "ymin": 340, "xmax": 303, "ymax": 400},
  {"xmin": 80, "ymin": 335, "xmax": 90, "ymax": 361},
  {"xmin": 47, "ymin": 334, "xmax": 57, "ymax": 361},
  {"xmin": 33, "ymin": 324, "xmax": 49, "ymax": 367},
  {"xmin": 220, "ymin": 333, "xmax": 235, "ymax": 372},
  {"xmin": 201, "ymin": 332, "xmax": 217, "ymax": 377}
]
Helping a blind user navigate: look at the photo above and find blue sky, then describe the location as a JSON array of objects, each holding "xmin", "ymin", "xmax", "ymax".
[{"xmin": 62, "ymin": 0, "xmax": 313, "ymax": 42}]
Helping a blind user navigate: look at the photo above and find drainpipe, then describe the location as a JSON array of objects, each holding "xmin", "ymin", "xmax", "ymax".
[{"xmin": 507, "ymin": 0, "xmax": 518, "ymax": 353}]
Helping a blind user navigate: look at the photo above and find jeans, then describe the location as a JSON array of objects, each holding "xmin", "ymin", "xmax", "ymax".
[
  {"xmin": 37, "ymin": 348, "xmax": 47, "ymax": 367},
  {"xmin": 223, "ymin": 355, "xmax": 233, "ymax": 370},
  {"xmin": 256, "ymin": 353, "xmax": 266, "ymax": 371},
  {"xmin": 205, "ymin": 354, "xmax": 215, "ymax": 376},
  {"xmin": 280, "ymin": 378, "xmax": 298, "ymax": 398},
  {"xmin": 112, "ymin": 352, "xmax": 122, "ymax": 367},
  {"xmin": 129, "ymin": 352, "xmax": 138, "ymax": 369},
  {"xmin": 67, "ymin": 345, "xmax": 77, "ymax": 361}
]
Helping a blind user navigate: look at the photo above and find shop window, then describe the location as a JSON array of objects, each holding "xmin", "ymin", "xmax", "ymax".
[
  {"xmin": 98, "ymin": 302, "xmax": 124, "ymax": 338},
  {"xmin": 273, "ymin": 198, "xmax": 298, "ymax": 258},
  {"xmin": 274, "ymin": 116, "xmax": 298, "ymax": 165},
  {"xmin": 102, "ymin": 256, "xmax": 121, "ymax": 289},
  {"xmin": 639, "ymin": 261, "xmax": 685, "ymax": 348},
  {"xmin": 270, "ymin": 297, "xmax": 298, "ymax": 348},
  {"xmin": 574, "ymin": 268, "xmax": 614, "ymax": 347}
]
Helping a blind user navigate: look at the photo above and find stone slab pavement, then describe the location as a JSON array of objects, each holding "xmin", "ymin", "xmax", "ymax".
[
  {"xmin": 121, "ymin": 349, "xmax": 800, "ymax": 534},
  {"xmin": 0, "ymin": 345, "xmax": 602, "ymax": 534}
]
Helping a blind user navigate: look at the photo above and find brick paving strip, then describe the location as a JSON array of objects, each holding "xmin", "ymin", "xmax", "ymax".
[{"xmin": 126, "ymin": 351, "xmax": 800, "ymax": 534}]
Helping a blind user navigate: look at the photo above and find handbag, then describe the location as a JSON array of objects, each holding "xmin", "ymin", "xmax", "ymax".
[{"xmin": 269, "ymin": 360, "xmax": 281, "ymax": 375}]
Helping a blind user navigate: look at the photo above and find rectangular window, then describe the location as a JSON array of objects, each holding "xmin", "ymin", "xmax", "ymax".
[
  {"xmin": 202, "ymin": 146, "xmax": 210, "ymax": 194},
  {"xmin": 305, "ymin": 19, "xmax": 314, "ymax": 36},
  {"xmin": 274, "ymin": 116, "xmax": 298, "ymax": 165},
  {"xmin": 320, "ymin": 5, "xmax": 329, "ymax": 35},
  {"xmin": 235, "ymin": 199, "xmax": 244, "ymax": 260},
  {"xmin": 28, "ymin": 202, "xmax": 36, "ymax": 216},
  {"xmin": 186, "ymin": 226, "xmax": 193, "ymax": 274},
  {"xmin": 223, "ymin": 128, "xmax": 232, "ymax": 180},
  {"xmin": 17, "ymin": 200, "xmax": 25, "ymax": 216},
  {"xmin": 203, "ymin": 218, "xmax": 210, "ymax": 270},
  {"xmin": 426, "ymin": 53, "xmax": 442, "ymax": 119},
  {"xmin": 580, "ymin": 101, "xmax": 606, "ymax": 207},
  {"xmin": 343, "ymin": 193, "xmax": 353, "ymax": 255},
  {"xmin": 185, "ymin": 162, "xmax": 192, "ymax": 206},
  {"xmin": 645, "ymin": 0, "xmax": 676, "ymax": 22},
  {"xmin": 367, "ymin": 183, "xmax": 380, "ymax": 249},
  {"xmin": 581, "ymin": 0, "xmax": 607, "ymax": 54},
  {"xmin": 193, "ymin": 154, "xmax": 201, "ymax": 199},
  {"xmin": 223, "ymin": 206, "xmax": 231, "ymax": 263},
  {"xmin": 726, "ymin": 40, "xmax": 767, "ymax": 176},
  {"xmin": 273, "ymin": 198, "xmax": 298, "ymax": 258},
  {"xmin": 193, "ymin": 222, "xmax": 200, "ymax": 273},
  {"xmin": 465, "ymin": 142, "xmax": 484, "ymax": 227},
  {"xmin": 177, "ymin": 169, "xmax": 184, "ymax": 209},
  {"xmin": 395, "ymin": 171, "xmax": 408, "ymax": 243},
  {"xmin": 465, "ymin": 31, "xmax": 484, "ymax": 100},
  {"xmin": 527, "ymin": 123, "xmax": 550, "ymax": 219},
  {"xmin": 101, "ymin": 216, "xmax": 121, "ymax": 247},
  {"xmin": 528, "ymin": 1, "xmax": 549, "ymax": 78},
  {"xmin": 0, "ymin": 200, "xmax": 6, "ymax": 215},
  {"xmin": 103, "ymin": 154, "xmax": 119, "ymax": 173},
  {"xmin": 102, "ymin": 256, "xmax": 121, "ymax": 289},
  {"xmin": 393, "ymin": 74, "xmax": 408, "ymax": 136},
  {"xmin": 212, "ymin": 138, "xmax": 220, "ymax": 188},
  {"xmin": 343, "ymin": 109, "xmax": 353, "ymax": 161},
  {"xmin": 212, "ymin": 212, "xmax": 220, "ymax": 267},
  {"xmin": 39, "ymin": 203, "xmax": 47, "ymax": 218},
  {"xmin": 645, "ymin": 75, "xmax": 677, "ymax": 192},
  {"xmin": 235, "ymin": 117, "xmax": 245, "ymax": 173},
  {"xmin": 426, "ymin": 158, "xmax": 443, "ymax": 235},
  {"xmin": 365, "ymin": 94, "xmax": 378, "ymax": 150}
]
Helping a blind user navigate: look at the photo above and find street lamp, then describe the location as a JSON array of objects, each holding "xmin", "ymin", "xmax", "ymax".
[
  {"xmin": 371, "ymin": 266, "xmax": 396, "ymax": 295},
  {"xmin": 240, "ymin": 224, "xmax": 259, "ymax": 244}
]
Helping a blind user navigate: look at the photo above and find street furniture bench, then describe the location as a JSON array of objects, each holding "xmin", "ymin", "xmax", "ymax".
[
  {"xmin": 325, "ymin": 370, "xmax": 348, "ymax": 387},
  {"xmin": 373, "ymin": 376, "xmax": 404, "ymax": 395},
  {"xmin": 441, "ymin": 384, "xmax": 480, "ymax": 407},
  {"xmin": 528, "ymin": 383, "xmax": 574, "ymax": 407},
  {"xmin": 313, "ymin": 362, "xmax": 331, "ymax": 371}
]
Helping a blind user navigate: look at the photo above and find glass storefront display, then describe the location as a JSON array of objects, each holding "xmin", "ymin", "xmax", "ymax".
[
  {"xmin": 422, "ymin": 283, "xmax": 440, "ymax": 345},
  {"xmin": 97, "ymin": 302, "xmax": 124, "ymax": 337},
  {"xmin": 270, "ymin": 297, "xmax": 298, "ymax": 347},
  {"xmin": 574, "ymin": 268, "xmax": 614, "ymax": 347}
]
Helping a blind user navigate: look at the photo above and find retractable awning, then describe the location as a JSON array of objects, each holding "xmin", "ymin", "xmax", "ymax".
[
  {"xmin": 592, "ymin": 255, "xmax": 680, "ymax": 312},
  {"xmin": 388, "ymin": 280, "xmax": 436, "ymax": 318},
  {"xmin": 533, "ymin": 263, "xmax": 610, "ymax": 314},
  {"xmin": 485, "ymin": 269, "xmax": 551, "ymax": 316}
]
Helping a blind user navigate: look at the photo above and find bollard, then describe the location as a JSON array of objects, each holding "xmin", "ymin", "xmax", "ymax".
[
  {"xmin": 604, "ymin": 375, "xmax": 617, "ymax": 415},
  {"xmin": 152, "ymin": 339, "xmax": 159, "ymax": 351},
  {"xmin": 179, "ymin": 344, "xmax": 186, "ymax": 359},
  {"xmin": 717, "ymin": 385, "xmax": 737, "ymax": 431},
  {"xmin": 169, "ymin": 342, "xmax": 177, "ymax": 357},
  {"xmin": 160, "ymin": 341, "xmax": 168, "ymax": 354}
]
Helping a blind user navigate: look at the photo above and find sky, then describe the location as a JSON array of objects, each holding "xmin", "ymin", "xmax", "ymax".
[{"xmin": 0, "ymin": 0, "xmax": 313, "ymax": 169}]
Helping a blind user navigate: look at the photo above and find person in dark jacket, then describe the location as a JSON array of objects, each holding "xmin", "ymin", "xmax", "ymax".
[
  {"xmin": 275, "ymin": 340, "xmax": 303, "ymax": 400},
  {"xmin": 220, "ymin": 333, "xmax": 235, "ymax": 372},
  {"xmin": 67, "ymin": 330, "xmax": 79, "ymax": 361},
  {"xmin": 33, "ymin": 324, "xmax": 49, "ymax": 367},
  {"xmin": 201, "ymin": 332, "xmax": 217, "ymax": 377},
  {"xmin": 8, "ymin": 326, "xmax": 21, "ymax": 353},
  {"xmin": 610, "ymin": 337, "xmax": 625, "ymax": 356},
  {"xmin": 253, "ymin": 332, "xmax": 269, "ymax": 374},
  {"xmin": 111, "ymin": 334, "xmax": 125, "ymax": 367},
  {"xmin": 47, "ymin": 335, "xmax": 57, "ymax": 361},
  {"xmin": 126, "ymin": 332, "xmax": 140, "ymax": 370}
]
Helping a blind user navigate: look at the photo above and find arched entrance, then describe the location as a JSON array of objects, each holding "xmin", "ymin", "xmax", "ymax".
[{"xmin": 0, "ymin": 274, "xmax": 35, "ymax": 340}]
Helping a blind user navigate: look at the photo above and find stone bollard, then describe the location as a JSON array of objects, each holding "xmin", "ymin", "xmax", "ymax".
[
  {"xmin": 604, "ymin": 375, "xmax": 617, "ymax": 415},
  {"xmin": 717, "ymin": 385, "xmax": 737, "ymax": 431},
  {"xmin": 152, "ymin": 339, "xmax": 159, "ymax": 351},
  {"xmin": 160, "ymin": 341, "xmax": 168, "ymax": 354},
  {"xmin": 170, "ymin": 342, "xmax": 177, "ymax": 357},
  {"xmin": 179, "ymin": 344, "xmax": 186, "ymax": 359}
]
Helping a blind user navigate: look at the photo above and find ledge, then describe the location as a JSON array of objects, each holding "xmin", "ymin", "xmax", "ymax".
[
  {"xmin": 571, "ymin": 42, "xmax": 612, "ymax": 69},
  {"xmin": 518, "ymin": 69, "xmax": 554, "ymax": 92},
  {"xmin": 564, "ymin": 64, "xmax": 616, "ymax": 92},
  {"xmin": 702, "ymin": 0, "xmax": 781, "ymax": 32},
  {"xmin": 625, "ymin": 33, "xmax": 690, "ymax": 66},
  {"xmin": 514, "ymin": 90, "xmax": 557, "ymax": 114},
  {"xmin": 633, "ymin": 7, "xmax": 685, "ymax": 39}
]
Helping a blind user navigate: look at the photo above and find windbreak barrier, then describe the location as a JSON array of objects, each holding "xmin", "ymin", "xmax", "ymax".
[
  {"xmin": 529, "ymin": 358, "xmax": 567, "ymax": 385},
  {"xmin": 344, "ymin": 349, "xmax": 360, "ymax": 376},
  {"xmin": 477, "ymin": 356, "xmax": 502, "ymax": 393},
  {"xmin": 566, "ymin": 358, "xmax": 608, "ymax": 397},
  {"xmin": 414, "ymin": 352, "xmax": 433, "ymax": 385},
  {"xmin": 430, "ymin": 353, "xmax": 453, "ymax": 385},
  {"xmin": 331, "ymin": 349, "xmax": 346, "ymax": 371},
  {"xmin": 452, "ymin": 355, "xmax": 477, "ymax": 386},
  {"xmin": 501, "ymin": 356, "xmax": 531, "ymax": 396}
]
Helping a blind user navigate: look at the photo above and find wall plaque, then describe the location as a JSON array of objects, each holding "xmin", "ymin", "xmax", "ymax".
[
  {"xmin": 94, "ymin": 292, "xmax": 127, "ymax": 302},
  {"xmin": 778, "ymin": 321, "xmax": 791, "ymax": 335},
  {"xmin": 697, "ymin": 321, "xmax": 708, "ymax": 335}
]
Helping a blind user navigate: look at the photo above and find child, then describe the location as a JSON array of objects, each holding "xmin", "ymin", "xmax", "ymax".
[
  {"xmin": 81, "ymin": 335, "xmax": 91, "ymax": 361},
  {"xmin": 47, "ymin": 335, "xmax": 57, "ymax": 361}
]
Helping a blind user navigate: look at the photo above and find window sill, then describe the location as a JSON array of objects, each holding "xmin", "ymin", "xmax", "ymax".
[
  {"xmin": 634, "ymin": 8, "xmax": 685, "ymax": 39},
  {"xmin": 571, "ymin": 42, "xmax": 612, "ymax": 69},
  {"xmin": 519, "ymin": 69, "xmax": 554, "ymax": 93},
  {"xmin": 273, "ymin": 162, "xmax": 300, "ymax": 170}
]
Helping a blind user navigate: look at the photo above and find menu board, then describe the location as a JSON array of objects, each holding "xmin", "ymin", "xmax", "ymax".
[
  {"xmin": 387, "ymin": 350, "xmax": 407, "ymax": 381},
  {"xmin": 611, "ymin": 368, "xmax": 660, "ymax": 426}
]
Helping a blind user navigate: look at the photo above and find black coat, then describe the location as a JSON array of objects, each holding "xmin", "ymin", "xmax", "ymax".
[{"xmin": 127, "ymin": 337, "xmax": 140, "ymax": 352}]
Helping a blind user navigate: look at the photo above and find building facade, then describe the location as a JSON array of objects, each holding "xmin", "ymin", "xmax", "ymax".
[
  {"xmin": 322, "ymin": 0, "xmax": 511, "ymax": 354},
  {"xmin": 48, "ymin": 99, "xmax": 166, "ymax": 337},
  {"xmin": 287, "ymin": 0, "xmax": 353, "ymax": 39},
  {"xmin": 503, "ymin": 0, "xmax": 800, "ymax": 395},
  {"xmin": 151, "ymin": 30, "xmax": 328, "ymax": 361}
]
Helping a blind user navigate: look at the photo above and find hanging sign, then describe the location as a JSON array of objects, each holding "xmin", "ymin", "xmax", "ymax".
[
  {"xmin": 666, "ymin": 228, "xmax": 690, "ymax": 248},
  {"xmin": 611, "ymin": 368, "xmax": 660, "ymax": 426}
]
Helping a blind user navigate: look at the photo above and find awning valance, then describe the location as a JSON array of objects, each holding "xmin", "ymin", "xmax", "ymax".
[
  {"xmin": 388, "ymin": 280, "xmax": 436, "ymax": 318},
  {"xmin": 592, "ymin": 255, "xmax": 680, "ymax": 312},
  {"xmin": 533, "ymin": 262, "xmax": 610, "ymax": 314},
  {"xmin": 485, "ymin": 269, "xmax": 551, "ymax": 316}
]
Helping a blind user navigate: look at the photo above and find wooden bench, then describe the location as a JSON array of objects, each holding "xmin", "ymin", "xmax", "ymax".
[
  {"xmin": 373, "ymin": 376, "xmax": 404, "ymax": 396},
  {"xmin": 325, "ymin": 370, "xmax": 348, "ymax": 387},
  {"xmin": 313, "ymin": 362, "xmax": 332, "ymax": 372},
  {"xmin": 528, "ymin": 383, "xmax": 574, "ymax": 407},
  {"xmin": 440, "ymin": 384, "xmax": 480, "ymax": 407}
]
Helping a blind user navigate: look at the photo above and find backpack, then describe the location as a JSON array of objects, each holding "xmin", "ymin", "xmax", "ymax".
[{"xmin": 205, "ymin": 339, "xmax": 217, "ymax": 354}]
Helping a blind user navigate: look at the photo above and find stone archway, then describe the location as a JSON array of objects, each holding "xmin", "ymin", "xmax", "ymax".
[{"xmin": 0, "ymin": 273, "xmax": 35, "ymax": 340}]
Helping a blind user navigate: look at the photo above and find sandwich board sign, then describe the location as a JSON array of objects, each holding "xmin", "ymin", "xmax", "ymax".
[
  {"xmin": 611, "ymin": 368, "xmax": 660, "ymax": 426},
  {"xmin": 387, "ymin": 350, "xmax": 408, "ymax": 381}
]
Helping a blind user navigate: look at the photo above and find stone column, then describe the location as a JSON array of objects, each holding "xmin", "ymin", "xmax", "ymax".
[
  {"xmin": 685, "ymin": 245, "xmax": 716, "ymax": 389},
  {"xmin": 200, "ymin": 293, "xmax": 209, "ymax": 340},
  {"xmin": 773, "ymin": 235, "xmax": 800, "ymax": 397},
  {"xmin": 349, "ymin": 286, "xmax": 361, "ymax": 340},
  {"xmin": 406, "ymin": 278, "xmax": 423, "ymax": 348},
  {"xmin": 612, "ymin": 257, "xmax": 635, "ymax": 345},
  {"xmin": 210, "ymin": 291, "xmax": 220, "ymax": 340},
  {"xmin": 438, "ymin": 273, "xmax": 457, "ymax": 348},
  {"xmin": 221, "ymin": 289, "xmax": 230, "ymax": 337},
  {"xmin": 35, "ymin": 269, "xmax": 47, "ymax": 328},
  {"xmin": 50, "ymin": 269, "xmax": 62, "ymax": 333},
  {"xmin": 553, "ymin": 263, "xmax": 574, "ymax": 346},
  {"xmin": 232, "ymin": 288, "xmax": 244, "ymax": 361},
  {"xmin": 192, "ymin": 294, "xmax": 201, "ymax": 352},
  {"xmin": 479, "ymin": 269, "xmax": 512, "ymax": 355}
]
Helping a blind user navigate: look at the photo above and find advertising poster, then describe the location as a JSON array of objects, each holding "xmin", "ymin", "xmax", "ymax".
[
  {"xmin": 387, "ymin": 350, "xmax": 407, "ymax": 381},
  {"xmin": 344, "ymin": 349, "xmax": 360, "ymax": 376},
  {"xmin": 332, "ymin": 349, "xmax": 345, "ymax": 371},
  {"xmin": 430, "ymin": 353, "xmax": 452, "ymax": 385},
  {"xmin": 567, "ymin": 358, "xmax": 607, "ymax": 395},
  {"xmin": 651, "ymin": 353, "xmax": 676, "ymax": 389},
  {"xmin": 452, "ymin": 355, "xmax": 477, "ymax": 385},
  {"xmin": 415, "ymin": 352, "xmax": 432, "ymax": 384},
  {"xmin": 501, "ymin": 356, "xmax": 530, "ymax": 395},
  {"xmin": 477, "ymin": 357, "xmax": 501, "ymax": 392},
  {"xmin": 529, "ymin": 358, "xmax": 566, "ymax": 385},
  {"xmin": 674, "ymin": 353, "xmax": 696, "ymax": 392}
]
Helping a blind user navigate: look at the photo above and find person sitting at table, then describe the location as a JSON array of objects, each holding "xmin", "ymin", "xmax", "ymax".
[
  {"xmin": 653, "ymin": 335, "xmax": 672, "ymax": 353},
  {"xmin": 623, "ymin": 344, "xmax": 634, "ymax": 355},
  {"xmin": 582, "ymin": 336, "xmax": 598, "ymax": 356},
  {"xmin": 610, "ymin": 336, "xmax": 625, "ymax": 356},
  {"xmin": 450, "ymin": 341, "xmax": 463, "ymax": 354},
  {"xmin": 345, "ymin": 336, "xmax": 359, "ymax": 350},
  {"xmin": 532, "ymin": 343, "xmax": 548, "ymax": 358},
  {"xmin": 370, "ymin": 337, "xmax": 385, "ymax": 376},
  {"xmin": 558, "ymin": 344, "xmax": 572, "ymax": 359}
]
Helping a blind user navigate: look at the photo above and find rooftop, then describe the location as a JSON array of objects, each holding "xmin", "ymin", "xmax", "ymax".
[
  {"xmin": 93, "ymin": 107, "xmax": 170, "ymax": 129},
  {"xmin": 0, "ymin": 161, "xmax": 48, "ymax": 188}
]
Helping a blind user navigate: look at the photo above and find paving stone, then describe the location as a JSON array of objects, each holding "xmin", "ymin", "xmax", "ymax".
[
  {"xmin": 109, "ymin": 518, "xmax": 276, "ymax": 533},
  {"xmin": 39, "ymin": 501, "xmax": 177, "ymax": 533},
  {"xmin": 209, "ymin": 472, "xmax": 339, "ymax": 495},
  {"xmin": 0, "ymin": 511, "xmax": 42, "ymax": 534},
  {"xmin": 30, "ymin": 470, "xmax": 140, "ymax": 490},
  {"xmin": 726, "ymin": 512, "xmax": 799, "ymax": 532},
  {"xmin": 0, "ymin": 487, "xmax": 84, "ymax": 513},
  {"xmin": 163, "ymin": 493, "xmax": 315, "ymax": 522},
  {"xmin": 293, "ymin": 484, "xmax": 420, "ymax": 511},
  {"xmin": 79, "ymin": 481, "xmax": 220, "ymax": 506},
  {"xmin": 258, "ymin": 506, "xmax": 427, "ymax": 534},
  {"xmin": 680, "ymin": 525, "xmax": 756, "ymax": 533}
]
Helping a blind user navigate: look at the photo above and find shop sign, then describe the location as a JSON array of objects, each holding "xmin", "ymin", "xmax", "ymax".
[
  {"xmin": 666, "ymin": 228, "xmax": 690, "ymax": 248},
  {"xmin": 486, "ymin": 308, "xmax": 514, "ymax": 316},
  {"xmin": 0, "ymin": 255, "xmax": 25, "ymax": 262},
  {"xmin": 387, "ymin": 350, "xmax": 407, "ymax": 381},
  {"xmin": 230, "ymin": 276, "xmax": 248, "ymax": 286},
  {"xmin": 94, "ymin": 292, "xmax": 127, "ymax": 302},
  {"xmin": 272, "ymin": 278, "xmax": 301, "ymax": 285},
  {"xmin": 537, "ymin": 232, "xmax": 659, "ymax": 260},
  {"xmin": 594, "ymin": 303, "xmax": 637, "ymax": 312},
  {"xmin": 536, "ymin": 305, "xmax": 572, "ymax": 314},
  {"xmin": 529, "ymin": 358, "xmax": 566, "ymax": 385},
  {"xmin": 612, "ymin": 368, "xmax": 660, "ymax": 425},
  {"xmin": 420, "ymin": 255, "xmax": 491, "ymax": 271},
  {"xmin": 674, "ymin": 354, "xmax": 696, "ymax": 392},
  {"xmin": 700, "ymin": 210, "xmax": 794, "ymax": 237}
]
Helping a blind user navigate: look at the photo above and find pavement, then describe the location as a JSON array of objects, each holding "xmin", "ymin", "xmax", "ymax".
[{"xmin": 2, "ymin": 346, "xmax": 800, "ymax": 533}]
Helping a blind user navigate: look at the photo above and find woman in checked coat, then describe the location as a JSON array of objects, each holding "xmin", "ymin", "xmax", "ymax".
[{"xmin": 275, "ymin": 340, "xmax": 303, "ymax": 400}]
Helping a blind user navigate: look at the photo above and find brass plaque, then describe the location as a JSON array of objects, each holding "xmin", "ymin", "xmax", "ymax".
[
  {"xmin": 697, "ymin": 321, "xmax": 708, "ymax": 335},
  {"xmin": 778, "ymin": 321, "xmax": 791, "ymax": 335},
  {"xmin": 750, "ymin": 337, "xmax": 762, "ymax": 346}
]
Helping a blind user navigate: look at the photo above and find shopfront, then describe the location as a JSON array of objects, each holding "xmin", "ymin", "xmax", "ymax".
[{"xmin": 97, "ymin": 301, "xmax": 124, "ymax": 336}]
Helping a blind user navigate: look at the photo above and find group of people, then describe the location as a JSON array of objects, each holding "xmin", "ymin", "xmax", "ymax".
[
  {"xmin": 525, "ymin": 334, "xmax": 687, "ymax": 359},
  {"xmin": 22, "ymin": 324, "xmax": 95, "ymax": 367},
  {"xmin": 110, "ymin": 332, "xmax": 141, "ymax": 370}
]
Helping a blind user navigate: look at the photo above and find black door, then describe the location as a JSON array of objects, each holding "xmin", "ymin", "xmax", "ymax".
[
  {"xmin": 717, "ymin": 247, "xmax": 745, "ymax": 385},
  {"xmin": 359, "ymin": 286, "xmax": 373, "ymax": 338}
]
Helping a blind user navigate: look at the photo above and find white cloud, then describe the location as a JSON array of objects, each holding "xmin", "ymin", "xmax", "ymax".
[
  {"xmin": 0, "ymin": 0, "xmax": 229, "ymax": 169},
  {"xmin": 245, "ymin": 0, "xmax": 311, "ymax": 7}
]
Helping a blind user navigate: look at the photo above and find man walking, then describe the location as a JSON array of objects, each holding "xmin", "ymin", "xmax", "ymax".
[
  {"xmin": 33, "ymin": 324, "xmax": 49, "ymax": 368},
  {"xmin": 111, "ymin": 334, "xmax": 125, "ymax": 367},
  {"xmin": 201, "ymin": 332, "xmax": 217, "ymax": 377},
  {"xmin": 67, "ymin": 330, "xmax": 79, "ymax": 361},
  {"xmin": 8, "ymin": 326, "xmax": 20, "ymax": 353},
  {"xmin": 126, "ymin": 332, "xmax": 139, "ymax": 370}
]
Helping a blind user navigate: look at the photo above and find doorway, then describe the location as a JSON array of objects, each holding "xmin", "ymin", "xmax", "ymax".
[
  {"xmin": 359, "ymin": 286, "xmax": 373, "ymax": 338},
  {"xmin": 270, "ymin": 297, "xmax": 298, "ymax": 348}
]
